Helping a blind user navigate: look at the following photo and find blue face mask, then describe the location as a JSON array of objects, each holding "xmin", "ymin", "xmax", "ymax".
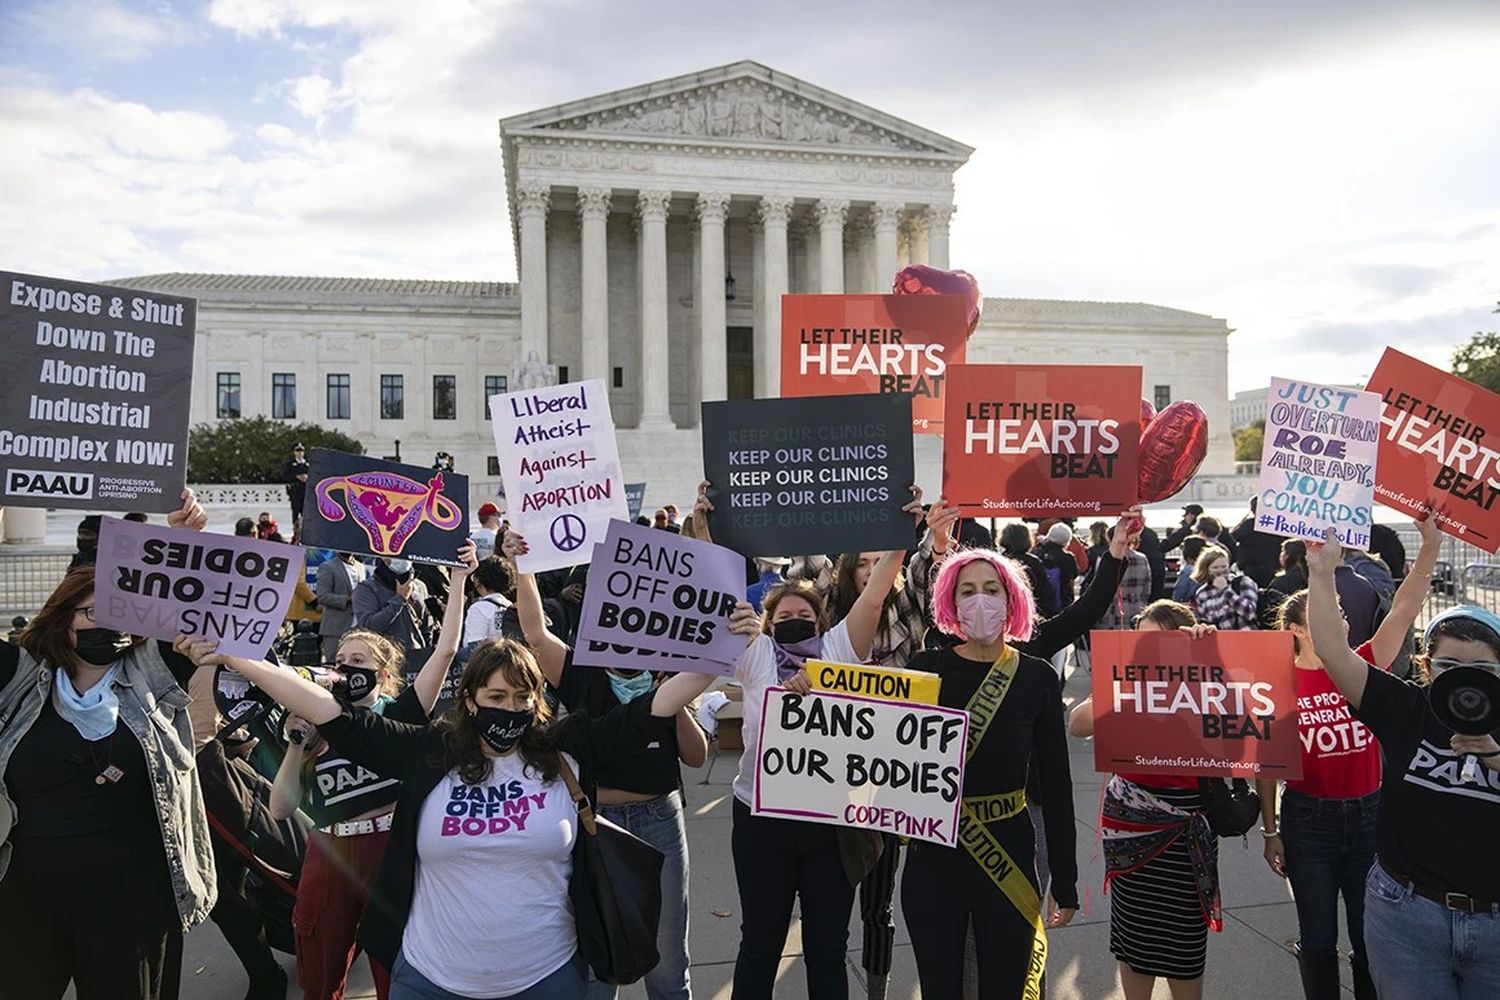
[{"xmin": 608, "ymin": 670, "xmax": 655, "ymax": 704}]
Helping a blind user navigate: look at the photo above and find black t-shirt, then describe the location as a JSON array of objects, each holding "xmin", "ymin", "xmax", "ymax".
[
  {"xmin": 1354, "ymin": 666, "xmax": 1500, "ymax": 898},
  {"xmin": 6, "ymin": 697, "xmax": 155, "ymax": 839},
  {"xmin": 301, "ymin": 686, "xmax": 429, "ymax": 826},
  {"xmin": 907, "ymin": 645, "xmax": 1079, "ymax": 908},
  {"xmin": 553, "ymin": 654, "xmax": 681, "ymax": 796}
]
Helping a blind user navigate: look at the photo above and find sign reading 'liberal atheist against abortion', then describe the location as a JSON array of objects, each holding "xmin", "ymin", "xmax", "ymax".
[
  {"xmin": 780, "ymin": 294, "xmax": 969, "ymax": 434},
  {"xmin": 1, "ymin": 271, "xmax": 196, "ymax": 512},
  {"xmin": 491, "ymin": 377, "xmax": 628, "ymax": 574},
  {"xmin": 701, "ymin": 392, "xmax": 916, "ymax": 558}
]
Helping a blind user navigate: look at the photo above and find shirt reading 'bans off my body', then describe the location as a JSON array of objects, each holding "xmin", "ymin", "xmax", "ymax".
[
  {"xmin": 1354, "ymin": 665, "xmax": 1500, "ymax": 898},
  {"xmin": 405, "ymin": 751, "xmax": 580, "ymax": 996}
]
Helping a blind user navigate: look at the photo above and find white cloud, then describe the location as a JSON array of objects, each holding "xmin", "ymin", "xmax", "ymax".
[{"xmin": 16, "ymin": 0, "xmax": 194, "ymax": 61}]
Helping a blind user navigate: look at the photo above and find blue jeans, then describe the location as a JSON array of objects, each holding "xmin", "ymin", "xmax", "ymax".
[
  {"xmin": 1281, "ymin": 789, "xmax": 1379, "ymax": 961},
  {"xmin": 391, "ymin": 950, "xmax": 586, "ymax": 999},
  {"xmin": 1363, "ymin": 862, "xmax": 1500, "ymax": 999},
  {"xmin": 586, "ymin": 791, "xmax": 691, "ymax": 1000}
]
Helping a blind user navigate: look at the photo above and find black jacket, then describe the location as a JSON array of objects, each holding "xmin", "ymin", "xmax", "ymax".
[
  {"xmin": 315, "ymin": 697, "xmax": 654, "ymax": 970},
  {"xmin": 1230, "ymin": 515, "xmax": 1282, "ymax": 588}
]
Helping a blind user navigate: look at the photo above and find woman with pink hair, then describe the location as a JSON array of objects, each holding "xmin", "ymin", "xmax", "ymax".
[{"xmin": 902, "ymin": 544, "xmax": 1079, "ymax": 999}]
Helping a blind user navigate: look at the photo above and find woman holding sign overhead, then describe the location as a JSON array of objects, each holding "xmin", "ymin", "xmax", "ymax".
[
  {"xmin": 505, "ymin": 524, "xmax": 709, "ymax": 1000},
  {"xmin": 0, "ymin": 491, "xmax": 217, "ymax": 1000},
  {"xmin": 205, "ymin": 621, "xmax": 746, "ymax": 1000},
  {"xmin": 270, "ymin": 541, "xmax": 476, "ymax": 1000},
  {"xmin": 901, "ymin": 543, "xmax": 1078, "ymax": 1000},
  {"xmin": 1307, "ymin": 524, "xmax": 1500, "ymax": 1000}
]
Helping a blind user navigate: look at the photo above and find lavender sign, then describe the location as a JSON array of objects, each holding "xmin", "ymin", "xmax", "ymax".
[
  {"xmin": 94, "ymin": 517, "xmax": 301, "ymax": 658},
  {"xmin": 573, "ymin": 519, "xmax": 747, "ymax": 675}
]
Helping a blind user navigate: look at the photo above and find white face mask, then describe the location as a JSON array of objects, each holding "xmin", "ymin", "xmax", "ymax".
[{"xmin": 956, "ymin": 592, "xmax": 1008, "ymax": 644}]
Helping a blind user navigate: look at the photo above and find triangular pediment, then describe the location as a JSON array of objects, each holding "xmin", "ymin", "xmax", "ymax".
[{"xmin": 500, "ymin": 61, "xmax": 971, "ymax": 158}]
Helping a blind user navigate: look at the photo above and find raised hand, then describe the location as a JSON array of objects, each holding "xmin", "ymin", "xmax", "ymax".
[
  {"xmin": 1307, "ymin": 528, "xmax": 1343, "ymax": 577},
  {"xmin": 167, "ymin": 488, "xmax": 207, "ymax": 532}
]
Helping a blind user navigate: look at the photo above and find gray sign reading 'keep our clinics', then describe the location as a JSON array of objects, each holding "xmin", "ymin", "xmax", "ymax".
[{"xmin": 1, "ymin": 271, "xmax": 196, "ymax": 513}]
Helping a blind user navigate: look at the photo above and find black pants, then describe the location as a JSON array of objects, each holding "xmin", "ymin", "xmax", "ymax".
[
  {"xmin": 903, "ymin": 838, "xmax": 1039, "ymax": 1000},
  {"xmin": 858, "ymin": 834, "xmax": 901, "ymax": 977},
  {"xmin": 208, "ymin": 834, "xmax": 287, "ymax": 993},
  {"xmin": 731, "ymin": 798, "xmax": 856, "ymax": 999},
  {"xmin": 0, "ymin": 827, "xmax": 182, "ymax": 1000}
]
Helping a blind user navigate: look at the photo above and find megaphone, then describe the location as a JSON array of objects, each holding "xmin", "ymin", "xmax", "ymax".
[{"xmin": 1429, "ymin": 666, "xmax": 1500, "ymax": 784}]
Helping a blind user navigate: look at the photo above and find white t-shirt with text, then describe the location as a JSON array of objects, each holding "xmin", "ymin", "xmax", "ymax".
[{"xmin": 462, "ymin": 593, "xmax": 512, "ymax": 646}]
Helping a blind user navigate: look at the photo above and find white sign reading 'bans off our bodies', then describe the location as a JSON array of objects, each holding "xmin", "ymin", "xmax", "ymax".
[
  {"xmin": 1255, "ymin": 377, "xmax": 1382, "ymax": 549},
  {"xmin": 2, "ymin": 271, "xmax": 196, "ymax": 512},
  {"xmin": 490, "ymin": 377, "xmax": 628, "ymax": 574},
  {"xmin": 753, "ymin": 687, "xmax": 969, "ymax": 847}
]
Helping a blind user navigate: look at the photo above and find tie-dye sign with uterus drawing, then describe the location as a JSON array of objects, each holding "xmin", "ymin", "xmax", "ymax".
[{"xmin": 301, "ymin": 449, "xmax": 470, "ymax": 566}]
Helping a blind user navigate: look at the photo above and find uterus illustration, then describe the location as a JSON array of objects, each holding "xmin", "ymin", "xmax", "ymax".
[{"xmin": 315, "ymin": 469, "xmax": 463, "ymax": 554}]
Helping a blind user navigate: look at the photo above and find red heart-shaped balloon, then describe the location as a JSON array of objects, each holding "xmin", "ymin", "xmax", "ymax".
[
  {"xmin": 1140, "ymin": 398, "xmax": 1157, "ymax": 434},
  {"xmin": 892, "ymin": 264, "xmax": 982, "ymax": 334},
  {"xmin": 1137, "ymin": 401, "xmax": 1209, "ymax": 503}
]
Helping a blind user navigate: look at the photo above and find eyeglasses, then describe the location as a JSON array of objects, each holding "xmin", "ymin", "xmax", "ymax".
[
  {"xmin": 1430, "ymin": 658, "xmax": 1500, "ymax": 674},
  {"xmin": 74, "ymin": 605, "xmax": 96, "ymax": 622}
]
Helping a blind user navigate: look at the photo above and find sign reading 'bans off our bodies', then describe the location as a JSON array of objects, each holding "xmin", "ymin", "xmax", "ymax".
[
  {"xmin": 301, "ymin": 450, "xmax": 468, "ymax": 566},
  {"xmin": 780, "ymin": 295, "xmax": 969, "ymax": 434},
  {"xmin": 93, "ymin": 517, "xmax": 301, "ymax": 659},
  {"xmin": 2, "ymin": 271, "xmax": 196, "ymax": 512},
  {"xmin": 1256, "ymin": 378, "xmax": 1380, "ymax": 548},
  {"xmin": 1366, "ymin": 348, "xmax": 1500, "ymax": 552},
  {"xmin": 701, "ymin": 393, "xmax": 915, "ymax": 557},
  {"xmin": 1089, "ymin": 630, "xmax": 1302, "ymax": 780},
  {"xmin": 943, "ymin": 364, "xmax": 1142, "ymax": 517},
  {"xmin": 491, "ymin": 378, "xmax": 627, "ymax": 573},
  {"xmin": 754, "ymin": 688, "xmax": 969, "ymax": 847},
  {"xmin": 573, "ymin": 519, "xmax": 747, "ymax": 675}
]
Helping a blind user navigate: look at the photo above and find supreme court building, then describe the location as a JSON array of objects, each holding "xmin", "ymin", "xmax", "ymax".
[{"xmin": 119, "ymin": 61, "xmax": 1234, "ymax": 510}]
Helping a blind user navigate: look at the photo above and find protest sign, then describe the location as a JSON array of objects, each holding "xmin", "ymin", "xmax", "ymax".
[
  {"xmin": 1367, "ymin": 348, "xmax": 1500, "ymax": 552},
  {"xmin": 807, "ymin": 659, "xmax": 940, "ymax": 705},
  {"xmin": 93, "ymin": 517, "xmax": 300, "ymax": 658},
  {"xmin": 1089, "ymin": 630, "xmax": 1302, "ymax": 780},
  {"xmin": 701, "ymin": 393, "xmax": 915, "ymax": 557},
  {"xmin": 1, "ymin": 271, "xmax": 196, "ymax": 512},
  {"xmin": 1255, "ymin": 377, "xmax": 1381, "ymax": 549},
  {"xmin": 573, "ymin": 519, "xmax": 746, "ymax": 673},
  {"xmin": 490, "ymin": 378, "xmax": 627, "ymax": 573},
  {"xmin": 943, "ymin": 364, "xmax": 1142, "ymax": 517},
  {"xmin": 399, "ymin": 648, "xmax": 465, "ymax": 714},
  {"xmin": 753, "ymin": 688, "xmax": 968, "ymax": 847},
  {"xmin": 780, "ymin": 294, "xmax": 969, "ymax": 434},
  {"xmin": 625, "ymin": 482, "xmax": 647, "ymax": 521},
  {"xmin": 301, "ymin": 449, "xmax": 468, "ymax": 566}
]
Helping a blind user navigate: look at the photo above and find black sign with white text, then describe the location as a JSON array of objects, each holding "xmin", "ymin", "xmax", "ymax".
[
  {"xmin": 1, "ymin": 271, "xmax": 196, "ymax": 512},
  {"xmin": 701, "ymin": 393, "xmax": 915, "ymax": 557}
]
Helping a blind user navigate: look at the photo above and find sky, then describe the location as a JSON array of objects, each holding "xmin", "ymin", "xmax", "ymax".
[{"xmin": 2, "ymin": 0, "xmax": 1497, "ymax": 394}]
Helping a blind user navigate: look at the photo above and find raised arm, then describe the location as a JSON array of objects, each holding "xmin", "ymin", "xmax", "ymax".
[
  {"xmin": 692, "ymin": 480, "xmax": 713, "ymax": 545},
  {"xmin": 220, "ymin": 655, "xmax": 343, "ymax": 724},
  {"xmin": 270, "ymin": 717, "xmax": 315, "ymax": 820},
  {"xmin": 502, "ymin": 530, "xmax": 569, "ymax": 688},
  {"xmin": 1307, "ymin": 529, "xmax": 1371, "ymax": 709},
  {"xmin": 1368, "ymin": 517, "xmax": 1440, "ymax": 667},
  {"xmin": 843, "ymin": 549, "xmax": 905, "ymax": 661},
  {"xmin": 649, "ymin": 601, "xmax": 759, "ymax": 718},
  {"xmin": 1025, "ymin": 506, "xmax": 1141, "ymax": 658},
  {"xmin": 412, "ymin": 541, "xmax": 478, "ymax": 714}
]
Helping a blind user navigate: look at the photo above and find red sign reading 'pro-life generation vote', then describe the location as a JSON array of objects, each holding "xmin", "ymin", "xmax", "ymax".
[
  {"xmin": 942, "ymin": 364, "xmax": 1142, "ymax": 517},
  {"xmin": 1367, "ymin": 347, "xmax": 1500, "ymax": 552}
]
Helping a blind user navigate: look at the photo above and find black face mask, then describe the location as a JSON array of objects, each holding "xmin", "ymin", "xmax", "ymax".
[
  {"xmin": 771, "ymin": 619, "xmax": 818, "ymax": 646},
  {"xmin": 340, "ymin": 667, "xmax": 379, "ymax": 703},
  {"xmin": 473, "ymin": 706, "xmax": 532, "ymax": 754},
  {"xmin": 75, "ymin": 627, "xmax": 132, "ymax": 666}
]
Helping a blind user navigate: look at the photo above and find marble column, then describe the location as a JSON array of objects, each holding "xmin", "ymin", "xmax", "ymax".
[
  {"xmin": 577, "ymin": 186, "xmax": 611, "ymax": 385},
  {"xmin": 872, "ymin": 201, "xmax": 902, "ymax": 288},
  {"xmin": 757, "ymin": 195, "xmax": 793, "ymax": 397},
  {"xmin": 794, "ymin": 214, "xmax": 820, "ymax": 294},
  {"xmin": 516, "ymin": 181, "xmax": 551, "ymax": 363},
  {"xmin": 636, "ymin": 189, "xmax": 673, "ymax": 428},
  {"xmin": 846, "ymin": 213, "xmax": 874, "ymax": 293},
  {"xmin": 817, "ymin": 198, "xmax": 849, "ymax": 293},
  {"xmin": 696, "ymin": 192, "xmax": 731, "ymax": 405},
  {"xmin": 925, "ymin": 203, "xmax": 955, "ymax": 270},
  {"xmin": 905, "ymin": 214, "xmax": 929, "ymax": 267}
]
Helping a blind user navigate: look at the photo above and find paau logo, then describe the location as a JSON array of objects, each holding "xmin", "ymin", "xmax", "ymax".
[{"xmin": 6, "ymin": 468, "xmax": 94, "ymax": 500}]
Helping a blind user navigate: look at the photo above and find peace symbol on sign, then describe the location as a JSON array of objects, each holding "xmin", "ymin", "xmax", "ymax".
[{"xmin": 550, "ymin": 513, "xmax": 587, "ymax": 552}]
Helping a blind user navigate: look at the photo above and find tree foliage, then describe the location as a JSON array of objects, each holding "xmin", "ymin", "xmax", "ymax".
[
  {"xmin": 187, "ymin": 417, "xmax": 365, "ymax": 484},
  {"xmin": 1234, "ymin": 419, "xmax": 1265, "ymax": 462},
  {"xmin": 1452, "ymin": 306, "xmax": 1500, "ymax": 395}
]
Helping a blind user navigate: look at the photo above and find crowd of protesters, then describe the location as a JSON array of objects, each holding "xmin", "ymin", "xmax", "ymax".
[{"xmin": 2, "ymin": 472, "xmax": 1496, "ymax": 1000}]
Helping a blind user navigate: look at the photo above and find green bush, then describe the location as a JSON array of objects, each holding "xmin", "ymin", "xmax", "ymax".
[{"xmin": 187, "ymin": 416, "xmax": 365, "ymax": 484}]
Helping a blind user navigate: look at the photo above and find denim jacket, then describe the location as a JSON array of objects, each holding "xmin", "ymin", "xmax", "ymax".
[{"xmin": 0, "ymin": 642, "xmax": 217, "ymax": 930}]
